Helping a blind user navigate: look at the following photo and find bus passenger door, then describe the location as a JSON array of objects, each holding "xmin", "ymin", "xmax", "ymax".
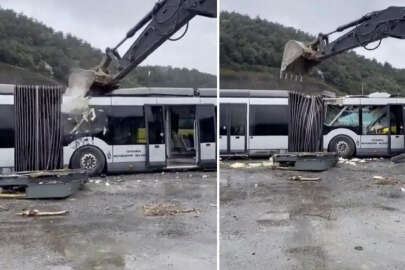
[
  {"xmin": 145, "ymin": 105, "xmax": 166, "ymax": 168},
  {"xmin": 229, "ymin": 104, "xmax": 247, "ymax": 153},
  {"xmin": 219, "ymin": 104, "xmax": 228, "ymax": 153},
  {"xmin": 390, "ymin": 105, "xmax": 405, "ymax": 154},
  {"xmin": 196, "ymin": 105, "xmax": 216, "ymax": 165},
  {"xmin": 220, "ymin": 103, "xmax": 247, "ymax": 154}
]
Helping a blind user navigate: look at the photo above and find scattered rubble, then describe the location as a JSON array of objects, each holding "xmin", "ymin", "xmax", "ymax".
[
  {"xmin": 229, "ymin": 158, "xmax": 275, "ymax": 169},
  {"xmin": 338, "ymin": 157, "xmax": 370, "ymax": 166},
  {"xmin": 230, "ymin": 162, "xmax": 246, "ymax": 169},
  {"xmin": 373, "ymin": 176, "xmax": 399, "ymax": 185},
  {"xmin": 289, "ymin": 176, "xmax": 322, "ymax": 182},
  {"xmin": 143, "ymin": 203, "xmax": 200, "ymax": 217},
  {"xmin": 248, "ymin": 163, "xmax": 262, "ymax": 168},
  {"xmin": 392, "ymin": 153, "xmax": 405, "ymax": 164},
  {"xmin": 17, "ymin": 209, "xmax": 69, "ymax": 217},
  {"xmin": 0, "ymin": 193, "xmax": 26, "ymax": 199}
]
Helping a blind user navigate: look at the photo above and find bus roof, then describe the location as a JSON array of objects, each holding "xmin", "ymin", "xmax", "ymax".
[
  {"xmin": 220, "ymin": 89, "xmax": 289, "ymax": 98},
  {"xmin": 0, "ymin": 84, "xmax": 216, "ymax": 97},
  {"xmin": 219, "ymin": 89, "xmax": 336, "ymax": 98},
  {"xmin": 325, "ymin": 96, "xmax": 405, "ymax": 105},
  {"xmin": 106, "ymin": 87, "xmax": 216, "ymax": 97}
]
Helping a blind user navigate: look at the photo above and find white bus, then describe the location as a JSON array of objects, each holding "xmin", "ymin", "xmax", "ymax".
[
  {"xmin": 220, "ymin": 90, "xmax": 405, "ymax": 159},
  {"xmin": 220, "ymin": 90, "xmax": 289, "ymax": 157},
  {"xmin": 0, "ymin": 85, "xmax": 217, "ymax": 175}
]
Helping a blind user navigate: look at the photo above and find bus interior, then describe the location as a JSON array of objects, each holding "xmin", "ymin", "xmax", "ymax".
[{"xmin": 166, "ymin": 105, "xmax": 197, "ymax": 167}]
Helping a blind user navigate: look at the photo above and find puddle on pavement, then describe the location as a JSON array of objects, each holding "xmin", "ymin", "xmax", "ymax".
[
  {"xmin": 257, "ymin": 212, "xmax": 290, "ymax": 227},
  {"xmin": 286, "ymin": 246, "xmax": 328, "ymax": 269},
  {"xmin": 158, "ymin": 218, "xmax": 189, "ymax": 239},
  {"xmin": 374, "ymin": 204, "xmax": 399, "ymax": 212},
  {"xmin": 163, "ymin": 182, "xmax": 204, "ymax": 200}
]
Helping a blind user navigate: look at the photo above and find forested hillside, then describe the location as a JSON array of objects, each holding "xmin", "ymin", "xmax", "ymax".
[
  {"xmin": 0, "ymin": 7, "xmax": 216, "ymax": 88},
  {"xmin": 220, "ymin": 11, "xmax": 405, "ymax": 95}
]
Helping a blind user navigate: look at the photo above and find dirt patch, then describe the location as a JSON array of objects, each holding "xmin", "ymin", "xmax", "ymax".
[{"xmin": 143, "ymin": 203, "xmax": 200, "ymax": 217}]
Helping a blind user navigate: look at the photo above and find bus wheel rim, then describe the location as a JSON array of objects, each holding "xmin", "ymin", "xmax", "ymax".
[
  {"xmin": 80, "ymin": 153, "xmax": 97, "ymax": 169},
  {"xmin": 336, "ymin": 141, "xmax": 349, "ymax": 155}
]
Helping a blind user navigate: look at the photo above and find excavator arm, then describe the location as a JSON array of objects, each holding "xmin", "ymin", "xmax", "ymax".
[
  {"xmin": 280, "ymin": 6, "xmax": 405, "ymax": 79},
  {"xmin": 73, "ymin": 0, "xmax": 217, "ymax": 94}
]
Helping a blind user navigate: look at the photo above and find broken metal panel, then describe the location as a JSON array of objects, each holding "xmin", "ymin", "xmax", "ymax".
[
  {"xmin": 14, "ymin": 85, "xmax": 64, "ymax": 172},
  {"xmin": 288, "ymin": 92, "xmax": 324, "ymax": 152},
  {"xmin": 0, "ymin": 169, "xmax": 87, "ymax": 199},
  {"xmin": 273, "ymin": 152, "xmax": 338, "ymax": 172}
]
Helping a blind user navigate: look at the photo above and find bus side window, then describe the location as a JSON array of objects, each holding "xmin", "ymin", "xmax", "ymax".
[
  {"xmin": 110, "ymin": 106, "xmax": 146, "ymax": 145},
  {"xmin": 326, "ymin": 105, "xmax": 359, "ymax": 128},
  {"xmin": 362, "ymin": 106, "xmax": 389, "ymax": 135},
  {"xmin": 249, "ymin": 105, "xmax": 288, "ymax": 136},
  {"xmin": 0, "ymin": 105, "xmax": 14, "ymax": 148}
]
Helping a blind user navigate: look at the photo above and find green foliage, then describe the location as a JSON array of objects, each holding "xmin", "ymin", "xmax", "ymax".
[
  {"xmin": 0, "ymin": 7, "xmax": 216, "ymax": 88},
  {"xmin": 220, "ymin": 11, "xmax": 405, "ymax": 95},
  {"xmin": 121, "ymin": 66, "xmax": 216, "ymax": 88}
]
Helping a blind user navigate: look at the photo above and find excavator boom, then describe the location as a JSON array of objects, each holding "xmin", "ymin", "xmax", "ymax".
[
  {"xmin": 71, "ymin": 0, "xmax": 217, "ymax": 94},
  {"xmin": 280, "ymin": 6, "xmax": 405, "ymax": 79}
]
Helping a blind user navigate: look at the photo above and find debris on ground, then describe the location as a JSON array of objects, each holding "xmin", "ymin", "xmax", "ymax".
[
  {"xmin": 89, "ymin": 179, "xmax": 103, "ymax": 184},
  {"xmin": 302, "ymin": 212, "xmax": 335, "ymax": 221},
  {"xmin": 230, "ymin": 162, "xmax": 246, "ymax": 169},
  {"xmin": 262, "ymin": 161, "xmax": 274, "ymax": 167},
  {"xmin": 210, "ymin": 203, "xmax": 217, "ymax": 207},
  {"xmin": 338, "ymin": 157, "xmax": 368, "ymax": 166},
  {"xmin": 17, "ymin": 209, "xmax": 69, "ymax": 217},
  {"xmin": 354, "ymin": 246, "xmax": 364, "ymax": 251},
  {"xmin": 202, "ymin": 175, "xmax": 209, "ymax": 179},
  {"xmin": 248, "ymin": 163, "xmax": 262, "ymax": 168},
  {"xmin": 289, "ymin": 176, "xmax": 322, "ymax": 182},
  {"xmin": 143, "ymin": 203, "xmax": 200, "ymax": 217},
  {"xmin": 392, "ymin": 153, "xmax": 405, "ymax": 164},
  {"xmin": 0, "ymin": 205, "xmax": 9, "ymax": 212},
  {"xmin": 0, "ymin": 193, "xmax": 26, "ymax": 199},
  {"xmin": 373, "ymin": 176, "xmax": 399, "ymax": 185}
]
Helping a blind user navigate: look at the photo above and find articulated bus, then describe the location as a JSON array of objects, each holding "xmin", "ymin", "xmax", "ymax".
[
  {"xmin": 220, "ymin": 89, "xmax": 405, "ymax": 158},
  {"xmin": 0, "ymin": 85, "xmax": 216, "ymax": 175}
]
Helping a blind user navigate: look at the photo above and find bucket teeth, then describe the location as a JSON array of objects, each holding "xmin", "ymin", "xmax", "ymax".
[{"xmin": 280, "ymin": 40, "xmax": 318, "ymax": 80}]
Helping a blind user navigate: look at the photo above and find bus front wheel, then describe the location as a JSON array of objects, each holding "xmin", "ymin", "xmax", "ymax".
[
  {"xmin": 329, "ymin": 136, "xmax": 355, "ymax": 159},
  {"xmin": 71, "ymin": 146, "xmax": 106, "ymax": 176}
]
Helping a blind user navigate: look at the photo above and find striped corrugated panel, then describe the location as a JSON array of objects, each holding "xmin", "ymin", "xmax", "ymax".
[
  {"xmin": 288, "ymin": 92, "xmax": 324, "ymax": 152},
  {"xmin": 15, "ymin": 85, "xmax": 64, "ymax": 171}
]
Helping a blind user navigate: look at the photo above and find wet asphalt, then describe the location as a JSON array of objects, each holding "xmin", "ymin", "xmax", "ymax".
[
  {"xmin": 0, "ymin": 170, "xmax": 217, "ymax": 270},
  {"xmin": 220, "ymin": 159, "xmax": 405, "ymax": 270}
]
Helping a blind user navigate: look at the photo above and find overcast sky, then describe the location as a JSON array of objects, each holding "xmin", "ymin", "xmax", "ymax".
[
  {"xmin": 0, "ymin": 0, "xmax": 217, "ymax": 75},
  {"xmin": 221, "ymin": 0, "xmax": 405, "ymax": 69}
]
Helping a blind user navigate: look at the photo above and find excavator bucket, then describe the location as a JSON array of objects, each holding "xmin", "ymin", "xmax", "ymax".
[{"xmin": 280, "ymin": 40, "xmax": 319, "ymax": 80}]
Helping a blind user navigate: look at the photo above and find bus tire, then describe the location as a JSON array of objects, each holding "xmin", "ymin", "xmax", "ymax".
[
  {"xmin": 329, "ymin": 135, "xmax": 356, "ymax": 159},
  {"xmin": 71, "ymin": 146, "xmax": 106, "ymax": 176}
]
